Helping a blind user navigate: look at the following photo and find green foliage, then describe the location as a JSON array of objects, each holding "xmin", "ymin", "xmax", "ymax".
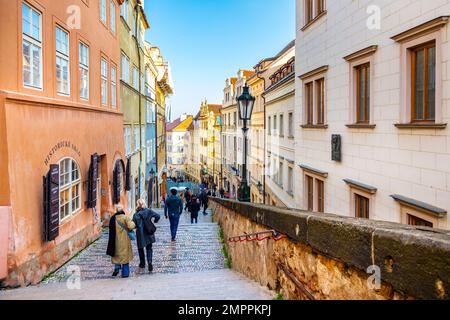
[
  {"xmin": 273, "ymin": 293, "xmax": 284, "ymax": 300},
  {"xmin": 219, "ymin": 227, "xmax": 232, "ymax": 269}
]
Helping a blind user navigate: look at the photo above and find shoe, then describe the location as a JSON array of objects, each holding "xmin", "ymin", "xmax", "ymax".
[
  {"xmin": 148, "ymin": 264, "xmax": 153, "ymax": 273},
  {"xmin": 171, "ymin": 239, "xmax": 176, "ymax": 242},
  {"xmin": 112, "ymin": 271, "xmax": 119, "ymax": 277}
]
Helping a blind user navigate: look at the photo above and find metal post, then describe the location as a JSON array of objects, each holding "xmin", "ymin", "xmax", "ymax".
[{"xmin": 239, "ymin": 119, "xmax": 250, "ymax": 202}]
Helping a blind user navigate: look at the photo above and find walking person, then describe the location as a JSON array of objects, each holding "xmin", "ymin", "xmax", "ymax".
[
  {"xmin": 133, "ymin": 199, "xmax": 160, "ymax": 273},
  {"xmin": 184, "ymin": 188, "xmax": 192, "ymax": 212},
  {"xmin": 200, "ymin": 189, "xmax": 209, "ymax": 215},
  {"xmin": 164, "ymin": 188, "xmax": 183, "ymax": 242},
  {"xmin": 106, "ymin": 205, "xmax": 136, "ymax": 278},
  {"xmin": 219, "ymin": 187, "xmax": 225, "ymax": 199},
  {"xmin": 187, "ymin": 196, "xmax": 201, "ymax": 224}
]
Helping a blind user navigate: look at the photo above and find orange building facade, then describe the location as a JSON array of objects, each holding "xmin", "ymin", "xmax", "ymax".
[{"xmin": 0, "ymin": 0, "xmax": 128, "ymax": 286}]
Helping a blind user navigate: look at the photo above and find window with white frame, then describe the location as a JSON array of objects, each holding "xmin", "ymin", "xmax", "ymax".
[
  {"xmin": 110, "ymin": 0, "xmax": 116, "ymax": 33},
  {"xmin": 100, "ymin": 0, "xmax": 107, "ymax": 24},
  {"xmin": 111, "ymin": 65, "xmax": 117, "ymax": 108},
  {"xmin": 288, "ymin": 112, "xmax": 293, "ymax": 137},
  {"xmin": 279, "ymin": 114, "xmax": 284, "ymax": 137},
  {"xmin": 134, "ymin": 126, "xmax": 140, "ymax": 151},
  {"xmin": 124, "ymin": 127, "xmax": 131, "ymax": 155},
  {"xmin": 22, "ymin": 2, "xmax": 42, "ymax": 89},
  {"xmin": 287, "ymin": 166, "xmax": 293, "ymax": 194},
  {"xmin": 101, "ymin": 58, "xmax": 108, "ymax": 105},
  {"xmin": 59, "ymin": 158, "xmax": 81, "ymax": 221},
  {"xmin": 56, "ymin": 26, "xmax": 70, "ymax": 95},
  {"xmin": 133, "ymin": 66, "xmax": 139, "ymax": 91},
  {"xmin": 121, "ymin": 0, "xmax": 129, "ymax": 25},
  {"xmin": 79, "ymin": 42, "xmax": 89, "ymax": 100},
  {"xmin": 121, "ymin": 53, "xmax": 130, "ymax": 83}
]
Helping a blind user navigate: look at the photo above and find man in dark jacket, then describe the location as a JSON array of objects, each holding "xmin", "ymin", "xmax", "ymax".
[
  {"xmin": 199, "ymin": 190, "xmax": 209, "ymax": 215},
  {"xmin": 133, "ymin": 199, "xmax": 160, "ymax": 272},
  {"xmin": 164, "ymin": 188, "xmax": 183, "ymax": 242},
  {"xmin": 184, "ymin": 188, "xmax": 192, "ymax": 211}
]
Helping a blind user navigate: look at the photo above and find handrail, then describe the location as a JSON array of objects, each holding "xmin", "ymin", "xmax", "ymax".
[{"xmin": 228, "ymin": 230, "xmax": 287, "ymax": 243}]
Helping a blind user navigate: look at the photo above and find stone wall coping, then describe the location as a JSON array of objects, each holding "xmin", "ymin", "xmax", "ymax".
[{"xmin": 210, "ymin": 198, "xmax": 450, "ymax": 300}]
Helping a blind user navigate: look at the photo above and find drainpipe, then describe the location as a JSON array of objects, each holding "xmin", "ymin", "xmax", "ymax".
[{"xmin": 134, "ymin": 3, "xmax": 143, "ymax": 199}]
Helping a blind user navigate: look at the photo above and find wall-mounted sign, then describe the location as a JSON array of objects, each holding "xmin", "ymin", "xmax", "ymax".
[
  {"xmin": 44, "ymin": 141, "xmax": 81, "ymax": 166},
  {"xmin": 332, "ymin": 134, "xmax": 342, "ymax": 162},
  {"xmin": 43, "ymin": 164, "xmax": 60, "ymax": 242}
]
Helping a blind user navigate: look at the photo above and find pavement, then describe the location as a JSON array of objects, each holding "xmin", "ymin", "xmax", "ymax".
[{"xmin": 0, "ymin": 208, "xmax": 274, "ymax": 300}]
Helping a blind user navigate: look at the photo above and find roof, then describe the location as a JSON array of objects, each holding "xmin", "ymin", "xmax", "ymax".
[
  {"xmin": 254, "ymin": 39, "xmax": 295, "ymax": 69},
  {"xmin": 207, "ymin": 104, "xmax": 222, "ymax": 114},
  {"xmin": 166, "ymin": 118, "xmax": 182, "ymax": 132},
  {"xmin": 242, "ymin": 70, "xmax": 255, "ymax": 79},
  {"xmin": 230, "ymin": 78, "xmax": 237, "ymax": 86}
]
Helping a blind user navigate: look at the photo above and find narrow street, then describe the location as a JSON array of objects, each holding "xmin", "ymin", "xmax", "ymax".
[{"xmin": 0, "ymin": 209, "xmax": 274, "ymax": 300}]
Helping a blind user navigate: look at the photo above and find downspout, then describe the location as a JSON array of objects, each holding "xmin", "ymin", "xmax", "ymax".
[
  {"xmin": 134, "ymin": 3, "xmax": 143, "ymax": 198},
  {"xmin": 256, "ymin": 71, "xmax": 267, "ymax": 205}
]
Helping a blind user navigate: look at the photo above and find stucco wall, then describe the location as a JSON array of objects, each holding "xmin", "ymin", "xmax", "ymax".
[{"xmin": 210, "ymin": 198, "xmax": 450, "ymax": 300}]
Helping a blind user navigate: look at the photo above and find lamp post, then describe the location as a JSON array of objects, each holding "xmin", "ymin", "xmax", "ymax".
[{"xmin": 237, "ymin": 84, "xmax": 255, "ymax": 202}]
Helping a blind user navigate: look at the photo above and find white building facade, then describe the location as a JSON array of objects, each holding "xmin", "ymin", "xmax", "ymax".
[{"xmin": 295, "ymin": 0, "xmax": 450, "ymax": 229}]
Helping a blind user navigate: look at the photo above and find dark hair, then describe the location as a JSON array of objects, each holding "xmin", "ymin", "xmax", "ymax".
[{"xmin": 171, "ymin": 189, "xmax": 177, "ymax": 196}]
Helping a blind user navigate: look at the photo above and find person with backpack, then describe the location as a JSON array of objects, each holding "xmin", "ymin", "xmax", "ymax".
[
  {"xmin": 106, "ymin": 205, "xmax": 136, "ymax": 278},
  {"xmin": 133, "ymin": 199, "xmax": 161, "ymax": 273},
  {"xmin": 164, "ymin": 188, "xmax": 184, "ymax": 242},
  {"xmin": 187, "ymin": 196, "xmax": 201, "ymax": 224}
]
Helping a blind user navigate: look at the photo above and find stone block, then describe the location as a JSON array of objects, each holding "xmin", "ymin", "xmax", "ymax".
[
  {"xmin": 306, "ymin": 215, "xmax": 374, "ymax": 271},
  {"xmin": 373, "ymin": 228, "xmax": 450, "ymax": 300}
]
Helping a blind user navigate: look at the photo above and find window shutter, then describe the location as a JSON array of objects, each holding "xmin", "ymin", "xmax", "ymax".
[
  {"xmin": 87, "ymin": 153, "xmax": 99, "ymax": 209},
  {"xmin": 112, "ymin": 161, "xmax": 120, "ymax": 204},
  {"xmin": 125, "ymin": 158, "xmax": 131, "ymax": 191},
  {"xmin": 43, "ymin": 164, "xmax": 60, "ymax": 242}
]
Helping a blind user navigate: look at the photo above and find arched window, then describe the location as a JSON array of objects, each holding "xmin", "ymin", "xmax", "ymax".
[{"xmin": 59, "ymin": 158, "xmax": 82, "ymax": 220}]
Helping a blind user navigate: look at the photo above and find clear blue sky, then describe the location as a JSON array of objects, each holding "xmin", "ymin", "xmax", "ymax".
[{"xmin": 144, "ymin": 0, "xmax": 295, "ymax": 119}]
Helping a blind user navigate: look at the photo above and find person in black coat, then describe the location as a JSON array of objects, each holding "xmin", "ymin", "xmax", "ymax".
[
  {"xmin": 199, "ymin": 190, "xmax": 209, "ymax": 215},
  {"xmin": 187, "ymin": 196, "xmax": 201, "ymax": 224},
  {"xmin": 133, "ymin": 199, "xmax": 160, "ymax": 273}
]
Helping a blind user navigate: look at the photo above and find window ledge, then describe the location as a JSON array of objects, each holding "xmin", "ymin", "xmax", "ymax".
[
  {"xmin": 301, "ymin": 10, "xmax": 327, "ymax": 32},
  {"xmin": 288, "ymin": 135, "xmax": 295, "ymax": 139},
  {"xmin": 346, "ymin": 124, "xmax": 376, "ymax": 129},
  {"xmin": 301, "ymin": 124, "xmax": 328, "ymax": 129},
  {"xmin": 391, "ymin": 194, "xmax": 447, "ymax": 218},
  {"xmin": 344, "ymin": 179, "xmax": 377, "ymax": 194},
  {"xmin": 394, "ymin": 123, "xmax": 447, "ymax": 129}
]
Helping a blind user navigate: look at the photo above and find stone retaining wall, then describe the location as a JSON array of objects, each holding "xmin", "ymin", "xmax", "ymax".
[{"xmin": 210, "ymin": 198, "xmax": 450, "ymax": 300}]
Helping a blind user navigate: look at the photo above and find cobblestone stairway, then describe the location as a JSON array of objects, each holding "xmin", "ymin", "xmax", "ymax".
[{"xmin": 0, "ymin": 209, "xmax": 274, "ymax": 300}]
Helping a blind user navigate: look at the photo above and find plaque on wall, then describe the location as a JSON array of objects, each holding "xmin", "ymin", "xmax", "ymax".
[{"xmin": 332, "ymin": 134, "xmax": 342, "ymax": 162}]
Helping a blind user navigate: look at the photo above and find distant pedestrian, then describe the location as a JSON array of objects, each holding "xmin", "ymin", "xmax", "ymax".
[
  {"xmin": 219, "ymin": 188, "xmax": 225, "ymax": 198},
  {"xmin": 199, "ymin": 190, "xmax": 209, "ymax": 215},
  {"xmin": 106, "ymin": 205, "xmax": 136, "ymax": 278},
  {"xmin": 184, "ymin": 189, "xmax": 192, "ymax": 211},
  {"xmin": 133, "ymin": 199, "xmax": 160, "ymax": 273},
  {"xmin": 164, "ymin": 188, "xmax": 184, "ymax": 242},
  {"xmin": 187, "ymin": 196, "xmax": 201, "ymax": 224}
]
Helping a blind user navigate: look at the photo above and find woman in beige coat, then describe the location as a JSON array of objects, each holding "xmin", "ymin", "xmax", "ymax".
[{"xmin": 106, "ymin": 206, "xmax": 136, "ymax": 278}]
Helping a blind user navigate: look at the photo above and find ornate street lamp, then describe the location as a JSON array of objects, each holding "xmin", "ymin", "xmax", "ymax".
[{"xmin": 237, "ymin": 84, "xmax": 255, "ymax": 202}]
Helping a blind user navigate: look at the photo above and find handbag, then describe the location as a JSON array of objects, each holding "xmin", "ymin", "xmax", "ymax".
[
  {"xmin": 143, "ymin": 215, "xmax": 157, "ymax": 235},
  {"xmin": 116, "ymin": 218, "xmax": 136, "ymax": 241}
]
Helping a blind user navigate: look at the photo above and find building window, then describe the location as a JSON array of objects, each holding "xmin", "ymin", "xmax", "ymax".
[
  {"xmin": 124, "ymin": 127, "xmax": 131, "ymax": 155},
  {"xmin": 59, "ymin": 158, "xmax": 81, "ymax": 221},
  {"xmin": 56, "ymin": 26, "xmax": 70, "ymax": 96},
  {"xmin": 355, "ymin": 194, "xmax": 369, "ymax": 219},
  {"xmin": 279, "ymin": 114, "xmax": 284, "ymax": 136},
  {"xmin": 101, "ymin": 58, "xmax": 108, "ymax": 106},
  {"xmin": 110, "ymin": 0, "xmax": 116, "ymax": 33},
  {"xmin": 278, "ymin": 161, "xmax": 284, "ymax": 187},
  {"xmin": 22, "ymin": 2, "xmax": 42, "ymax": 89},
  {"xmin": 134, "ymin": 126, "xmax": 140, "ymax": 151},
  {"xmin": 306, "ymin": 175, "xmax": 314, "ymax": 211},
  {"xmin": 304, "ymin": 0, "xmax": 325, "ymax": 27},
  {"xmin": 408, "ymin": 214, "xmax": 433, "ymax": 227},
  {"xmin": 316, "ymin": 78, "xmax": 325, "ymax": 125},
  {"xmin": 317, "ymin": 179, "xmax": 324, "ymax": 213},
  {"xmin": 121, "ymin": 0, "xmax": 129, "ymax": 25},
  {"xmin": 268, "ymin": 117, "xmax": 271, "ymax": 135},
  {"xmin": 287, "ymin": 166, "xmax": 293, "ymax": 195},
  {"xmin": 273, "ymin": 115, "xmax": 277, "ymax": 134},
  {"xmin": 79, "ymin": 42, "xmax": 89, "ymax": 100},
  {"xmin": 305, "ymin": 82, "xmax": 314, "ymax": 125},
  {"xmin": 100, "ymin": 0, "xmax": 107, "ymax": 24},
  {"xmin": 111, "ymin": 65, "xmax": 117, "ymax": 108},
  {"xmin": 316, "ymin": 0, "xmax": 325, "ymax": 15},
  {"xmin": 288, "ymin": 112, "xmax": 293, "ymax": 137},
  {"xmin": 356, "ymin": 63, "xmax": 370, "ymax": 123},
  {"xmin": 133, "ymin": 66, "xmax": 139, "ymax": 91},
  {"xmin": 305, "ymin": 0, "xmax": 313, "ymax": 24},
  {"xmin": 121, "ymin": 53, "xmax": 130, "ymax": 83},
  {"xmin": 411, "ymin": 42, "xmax": 436, "ymax": 122}
]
